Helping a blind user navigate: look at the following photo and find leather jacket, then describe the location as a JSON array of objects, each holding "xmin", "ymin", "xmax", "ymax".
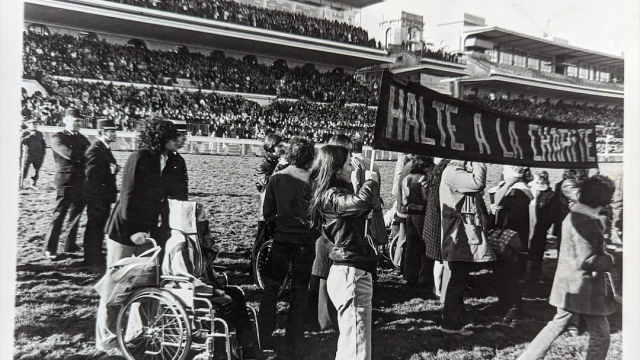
[{"xmin": 321, "ymin": 179, "xmax": 379, "ymax": 274}]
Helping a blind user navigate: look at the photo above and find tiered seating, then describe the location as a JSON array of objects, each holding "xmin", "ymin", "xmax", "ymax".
[
  {"xmin": 104, "ymin": 0, "xmax": 378, "ymax": 48},
  {"xmin": 23, "ymin": 32, "xmax": 376, "ymax": 104},
  {"xmin": 21, "ymin": 80, "xmax": 377, "ymax": 144}
]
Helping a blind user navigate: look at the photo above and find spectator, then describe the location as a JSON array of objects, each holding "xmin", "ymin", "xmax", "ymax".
[
  {"xmin": 20, "ymin": 119, "xmax": 47, "ymax": 189},
  {"xmin": 439, "ymin": 161, "xmax": 495, "ymax": 336},
  {"xmin": 259, "ymin": 137, "xmax": 319, "ymax": 349},
  {"xmin": 252, "ymin": 133, "xmax": 286, "ymax": 283},
  {"xmin": 517, "ymin": 175, "xmax": 617, "ymax": 360},
  {"xmin": 527, "ymin": 171, "xmax": 557, "ymax": 283},
  {"xmin": 308, "ymin": 145, "xmax": 379, "ymax": 360}
]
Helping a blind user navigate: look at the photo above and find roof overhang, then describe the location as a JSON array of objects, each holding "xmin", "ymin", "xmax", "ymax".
[
  {"xmin": 463, "ymin": 27, "xmax": 624, "ymax": 71},
  {"xmin": 391, "ymin": 63, "xmax": 469, "ymax": 77},
  {"xmin": 332, "ymin": 0, "xmax": 384, "ymax": 7},
  {"xmin": 459, "ymin": 75, "xmax": 624, "ymax": 104},
  {"xmin": 24, "ymin": 0, "xmax": 393, "ymax": 70}
]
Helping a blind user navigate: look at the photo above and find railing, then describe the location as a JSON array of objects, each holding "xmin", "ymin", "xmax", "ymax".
[{"xmin": 35, "ymin": 126, "xmax": 622, "ymax": 162}]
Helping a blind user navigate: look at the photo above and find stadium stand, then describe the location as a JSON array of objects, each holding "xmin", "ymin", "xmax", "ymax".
[
  {"xmin": 103, "ymin": 0, "xmax": 377, "ymax": 48},
  {"xmin": 20, "ymin": 80, "xmax": 377, "ymax": 144},
  {"xmin": 23, "ymin": 32, "xmax": 375, "ymax": 104}
]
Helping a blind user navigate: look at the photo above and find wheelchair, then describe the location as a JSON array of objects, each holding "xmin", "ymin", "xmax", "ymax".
[
  {"xmin": 116, "ymin": 270, "xmax": 259, "ymax": 360},
  {"xmin": 113, "ymin": 202, "xmax": 261, "ymax": 360}
]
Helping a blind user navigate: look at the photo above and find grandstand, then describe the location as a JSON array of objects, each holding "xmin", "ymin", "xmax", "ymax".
[
  {"xmin": 21, "ymin": 3, "xmax": 624, "ymax": 154},
  {"xmin": 358, "ymin": 13, "xmax": 624, "ymax": 155}
]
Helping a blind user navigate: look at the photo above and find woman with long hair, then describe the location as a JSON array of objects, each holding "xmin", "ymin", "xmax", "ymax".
[
  {"xmin": 308, "ymin": 145, "xmax": 379, "ymax": 360},
  {"xmin": 98, "ymin": 117, "xmax": 181, "ymax": 350}
]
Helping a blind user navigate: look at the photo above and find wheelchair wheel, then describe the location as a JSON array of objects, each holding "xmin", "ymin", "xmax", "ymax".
[
  {"xmin": 255, "ymin": 240, "xmax": 291, "ymax": 298},
  {"xmin": 117, "ymin": 288, "xmax": 191, "ymax": 360}
]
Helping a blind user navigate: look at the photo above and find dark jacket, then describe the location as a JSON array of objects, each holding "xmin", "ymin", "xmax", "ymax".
[
  {"xmin": 106, "ymin": 150, "xmax": 167, "ymax": 246},
  {"xmin": 21, "ymin": 129, "xmax": 46, "ymax": 161},
  {"xmin": 495, "ymin": 182, "xmax": 533, "ymax": 250},
  {"xmin": 397, "ymin": 163, "xmax": 428, "ymax": 217},
  {"xmin": 255, "ymin": 152, "xmax": 286, "ymax": 221},
  {"xmin": 50, "ymin": 130, "xmax": 91, "ymax": 196},
  {"xmin": 263, "ymin": 166, "xmax": 320, "ymax": 244},
  {"xmin": 163, "ymin": 152, "xmax": 189, "ymax": 201},
  {"xmin": 549, "ymin": 204, "xmax": 615, "ymax": 316},
  {"xmin": 84, "ymin": 139, "xmax": 118, "ymax": 204},
  {"xmin": 534, "ymin": 188, "xmax": 557, "ymax": 230},
  {"xmin": 321, "ymin": 179, "xmax": 379, "ymax": 274}
]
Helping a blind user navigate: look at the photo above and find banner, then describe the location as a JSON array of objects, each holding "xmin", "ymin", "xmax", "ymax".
[{"xmin": 373, "ymin": 70, "xmax": 598, "ymax": 168}]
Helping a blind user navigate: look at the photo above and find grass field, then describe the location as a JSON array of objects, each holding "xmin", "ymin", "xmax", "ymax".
[{"xmin": 14, "ymin": 152, "xmax": 623, "ymax": 360}]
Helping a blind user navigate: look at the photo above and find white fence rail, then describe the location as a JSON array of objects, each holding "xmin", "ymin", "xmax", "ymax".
[{"xmin": 36, "ymin": 126, "xmax": 623, "ymax": 163}]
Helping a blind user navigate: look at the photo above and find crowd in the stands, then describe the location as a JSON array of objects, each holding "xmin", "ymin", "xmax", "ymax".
[
  {"xmin": 23, "ymin": 32, "xmax": 376, "ymax": 104},
  {"xmin": 21, "ymin": 80, "xmax": 377, "ymax": 144},
  {"xmin": 464, "ymin": 95, "xmax": 624, "ymax": 153},
  {"xmin": 104, "ymin": 0, "xmax": 377, "ymax": 48}
]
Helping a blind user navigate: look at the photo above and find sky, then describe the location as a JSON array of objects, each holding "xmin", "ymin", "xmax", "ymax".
[{"xmin": 360, "ymin": 0, "xmax": 637, "ymax": 56}]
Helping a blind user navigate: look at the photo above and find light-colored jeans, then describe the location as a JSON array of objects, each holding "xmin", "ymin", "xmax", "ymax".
[
  {"xmin": 518, "ymin": 308, "xmax": 610, "ymax": 360},
  {"xmin": 327, "ymin": 265, "xmax": 373, "ymax": 360},
  {"xmin": 95, "ymin": 239, "xmax": 152, "ymax": 351}
]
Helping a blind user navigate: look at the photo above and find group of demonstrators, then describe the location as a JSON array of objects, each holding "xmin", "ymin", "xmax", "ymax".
[
  {"xmin": 26, "ymin": 105, "xmax": 622, "ymax": 360},
  {"xmin": 104, "ymin": 0, "xmax": 377, "ymax": 48},
  {"xmin": 23, "ymin": 32, "xmax": 374, "ymax": 103}
]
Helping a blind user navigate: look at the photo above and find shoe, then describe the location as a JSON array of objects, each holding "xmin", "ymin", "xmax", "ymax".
[
  {"xmin": 65, "ymin": 245, "xmax": 80, "ymax": 253},
  {"xmin": 565, "ymin": 325, "xmax": 579, "ymax": 337},
  {"xmin": 44, "ymin": 251, "xmax": 58, "ymax": 260},
  {"xmin": 439, "ymin": 327, "xmax": 473, "ymax": 336}
]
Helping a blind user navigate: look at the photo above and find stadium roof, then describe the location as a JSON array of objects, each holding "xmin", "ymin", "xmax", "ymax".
[
  {"xmin": 333, "ymin": 0, "xmax": 385, "ymax": 8},
  {"xmin": 463, "ymin": 27, "xmax": 624, "ymax": 71},
  {"xmin": 24, "ymin": 0, "xmax": 392, "ymax": 70}
]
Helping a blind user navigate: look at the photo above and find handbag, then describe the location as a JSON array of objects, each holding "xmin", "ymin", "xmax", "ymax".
[
  {"xmin": 94, "ymin": 242, "xmax": 161, "ymax": 306},
  {"xmin": 487, "ymin": 209, "xmax": 521, "ymax": 256}
]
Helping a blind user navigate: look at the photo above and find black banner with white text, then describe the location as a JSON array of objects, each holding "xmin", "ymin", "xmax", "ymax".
[{"xmin": 373, "ymin": 71, "xmax": 598, "ymax": 168}]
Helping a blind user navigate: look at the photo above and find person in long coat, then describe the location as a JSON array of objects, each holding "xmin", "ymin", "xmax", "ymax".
[
  {"xmin": 517, "ymin": 175, "xmax": 617, "ymax": 360},
  {"xmin": 44, "ymin": 109, "xmax": 91, "ymax": 260},
  {"xmin": 83, "ymin": 119, "xmax": 119, "ymax": 269},
  {"xmin": 96, "ymin": 118, "xmax": 180, "ymax": 351},
  {"xmin": 439, "ymin": 161, "xmax": 495, "ymax": 336}
]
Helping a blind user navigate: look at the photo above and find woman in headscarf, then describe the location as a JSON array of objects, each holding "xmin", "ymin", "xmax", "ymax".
[
  {"xmin": 527, "ymin": 171, "xmax": 557, "ymax": 283},
  {"xmin": 308, "ymin": 145, "xmax": 379, "ymax": 360},
  {"xmin": 489, "ymin": 165, "xmax": 533, "ymax": 323}
]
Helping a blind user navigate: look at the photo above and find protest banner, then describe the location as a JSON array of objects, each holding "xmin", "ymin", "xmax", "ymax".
[{"xmin": 373, "ymin": 70, "xmax": 598, "ymax": 168}]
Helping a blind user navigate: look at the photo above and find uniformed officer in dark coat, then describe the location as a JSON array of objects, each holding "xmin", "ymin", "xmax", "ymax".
[
  {"xmin": 163, "ymin": 123, "xmax": 189, "ymax": 200},
  {"xmin": 20, "ymin": 119, "xmax": 47, "ymax": 189},
  {"xmin": 44, "ymin": 109, "xmax": 91, "ymax": 260},
  {"xmin": 83, "ymin": 119, "xmax": 119, "ymax": 268}
]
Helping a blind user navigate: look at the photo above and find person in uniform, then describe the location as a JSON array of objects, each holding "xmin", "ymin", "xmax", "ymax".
[
  {"xmin": 83, "ymin": 119, "xmax": 119, "ymax": 270},
  {"xmin": 44, "ymin": 109, "xmax": 91, "ymax": 260},
  {"xmin": 20, "ymin": 119, "xmax": 47, "ymax": 190}
]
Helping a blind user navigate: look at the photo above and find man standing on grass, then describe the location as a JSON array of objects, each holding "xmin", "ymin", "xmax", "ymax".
[
  {"xmin": 44, "ymin": 108, "xmax": 91, "ymax": 260},
  {"xmin": 83, "ymin": 119, "xmax": 119, "ymax": 270},
  {"xmin": 20, "ymin": 119, "xmax": 47, "ymax": 190}
]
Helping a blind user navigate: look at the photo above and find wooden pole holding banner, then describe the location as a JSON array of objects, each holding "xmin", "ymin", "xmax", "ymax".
[{"xmin": 364, "ymin": 146, "xmax": 376, "ymax": 251}]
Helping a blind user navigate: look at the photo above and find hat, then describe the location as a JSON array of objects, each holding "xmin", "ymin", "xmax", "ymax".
[
  {"xmin": 175, "ymin": 123, "xmax": 188, "ymax": 133},
  {"xmin": 65, "ymin": 108, "xmax": 84, "ymax": 119},
  {"xmin": 96, "ymin": 119, "xmax": 118, "ymax": 130}
]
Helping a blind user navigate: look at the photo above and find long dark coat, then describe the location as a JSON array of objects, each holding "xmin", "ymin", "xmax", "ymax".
[{"xmin": 84, "ymin": 140, "xmax": 118, "ymax": 204}]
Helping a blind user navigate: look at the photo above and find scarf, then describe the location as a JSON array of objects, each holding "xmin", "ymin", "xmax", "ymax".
[{"xmin": 422, "ymin": 159, "xmax": 449, "ymax": 261}]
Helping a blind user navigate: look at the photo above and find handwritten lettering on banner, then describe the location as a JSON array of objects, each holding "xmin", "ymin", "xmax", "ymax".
[{"xmin": 372, "ymin": 70, "xmax": 597, "ymax": 168}]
